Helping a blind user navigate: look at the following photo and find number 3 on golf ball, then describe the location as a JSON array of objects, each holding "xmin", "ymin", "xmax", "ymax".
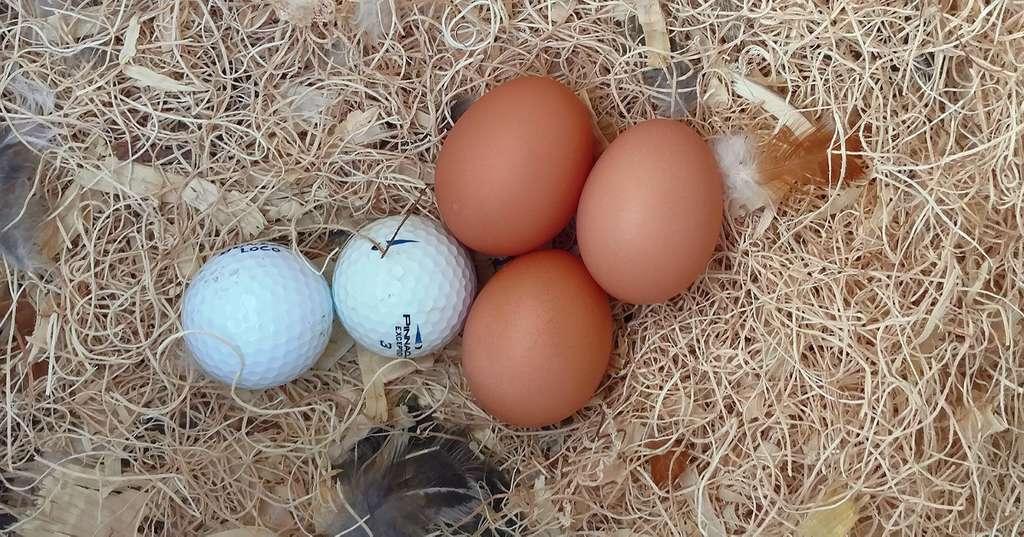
[{"xmin": 332, "ymin": 215, "xmax": 476, "ymax": 359}]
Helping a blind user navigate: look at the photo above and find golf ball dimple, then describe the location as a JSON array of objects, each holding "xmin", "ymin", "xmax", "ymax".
[
  {"xmin": 333, "ymin": 215, "xmax": 476, "ymax": 359},
  {"xmin": 181, "ymin": 243, "xmax": 334, "ymax": 389}
]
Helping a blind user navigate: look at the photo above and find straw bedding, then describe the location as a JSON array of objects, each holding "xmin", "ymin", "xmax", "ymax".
[{"xmin": 1, "ymin": 1, "xmax": 1022, "ymax": 536}]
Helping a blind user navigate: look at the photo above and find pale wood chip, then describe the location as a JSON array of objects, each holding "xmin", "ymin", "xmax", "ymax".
[
  {"xmin": 74, "ymin": 156, "xmax": 188, "ymax": 200},
  {"xmin": 797, "ymin": 489, "xmax": 859, "ymax": 537},
  {"xmin": 281, "ymin": 82, "xmax": 339, "ymax": 128},
  {"xmin": 632, "ymin": 0, "xmax": 670, "ymax": 68},
  {"xmin": 204, "ymin": 529, "xmax": 281, "ymax": 537},
  {"xmin": 119, "ymin": 15, "xmax": 141, "ymax": 64},
  {"xmin": 357, "ymin": 346, "xmax": 389, "ymax": 423},
  {"xmin": 334, "ymin": 108, "xmax": 385, "ymax": 145},
  {"xmin": 122, "ymin": 65, "xmax": 208, "ymax": 92},
  {"xmin": 313, "ymin": 317, "xmax": 356, "ymax": 371},
  {"xmin": 36, "ymin": 6, "xmax": 106, "ymax": 42},
  {"xmin": 728, "ymin": 73, "xmax": 815, "ymax": 136}
]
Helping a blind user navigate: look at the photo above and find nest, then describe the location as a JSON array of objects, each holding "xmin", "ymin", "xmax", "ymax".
[{"xmin": 1, "ymin": 1, "xmax": 1022, "ymax": 536}]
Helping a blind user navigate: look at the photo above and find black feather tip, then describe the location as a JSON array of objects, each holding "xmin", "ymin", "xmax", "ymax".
[{"xmin": 327, "ymin": 427, "xmax": 510, "ymax": 537}]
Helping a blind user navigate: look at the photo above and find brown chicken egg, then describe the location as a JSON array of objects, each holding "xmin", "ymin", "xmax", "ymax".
[
  {"xmin": 576, "ymin": 119, "xmax": 724, "ymax": 304},
  {"xmin": 435, "ymin": 76, "xmax": 595, "ymax": 256},
  {"xmin": 461, "ymin": 250, "xmax": 613, "ymax": 427}
]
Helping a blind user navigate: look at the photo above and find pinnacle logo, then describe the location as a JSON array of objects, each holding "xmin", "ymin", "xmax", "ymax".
[{"xmin": 380, "ymin": 314, "xmax": 424, "ymax": 358}]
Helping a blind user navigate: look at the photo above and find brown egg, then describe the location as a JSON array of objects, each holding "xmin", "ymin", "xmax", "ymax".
[
  {"xmin": 461, "ymin": 250, "xmax": 612, "ymax": 427},
  {"xmin": 435, "ymin": 76, "xmax": 595, "ymax": 256},
  {"xmin": 576, "ymin": 119, "xmax": 723, "ymax": 304}
]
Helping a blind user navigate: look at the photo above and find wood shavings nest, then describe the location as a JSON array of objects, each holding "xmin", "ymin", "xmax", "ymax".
[{"xmin": 2, "ymin": 1, "xmax": 1023, "ymax": 536}]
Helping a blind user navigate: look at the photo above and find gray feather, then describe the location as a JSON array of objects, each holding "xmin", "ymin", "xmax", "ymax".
[
  {"xmin": 3, "ymin": 73, "xmax": 57, "ymax": 151},
  {"xmin": 353, "ymin": 0, "xmax": 396, "ymax": 42},
  {"xmin": 0, "ymin": 129, "xmax": 48, "ymax": 273},
  {"xmin": 623, "ymin": 14, "xmax": 701, "ymax": 118},
  {"xmin": 327, "ymin": 431, "xmax": 497, "ymax": 537},
  {"xmin": 643, "ymin": 59, "xmax": 700, "ymax": 119}
]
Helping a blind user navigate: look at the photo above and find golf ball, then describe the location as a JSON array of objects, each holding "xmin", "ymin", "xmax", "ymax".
[
  {"xmin": 333, "ymin": 215, "xmax": 475, "ymax": 359},
  {"xmin": 181, "ymin": 243, "xmax": 334, "ymax": 389}
]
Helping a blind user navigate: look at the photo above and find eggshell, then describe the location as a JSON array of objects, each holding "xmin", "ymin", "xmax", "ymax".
[
  {"xmin": 435, "ymin": 76, "xmax": 595, "ymax": 256},
  {"xmin": 576, "ymin": 119, "xmax": 724, "ymax": 304},
  {"xmin": 461, "ymin": 250, "xmax": 612, "ymax": 427}
]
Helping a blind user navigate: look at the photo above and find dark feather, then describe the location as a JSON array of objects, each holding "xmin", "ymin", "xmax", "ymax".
[
  {"xmin": 0, "ymin": 128, "xmax": 49, "ymax": 273},
  {"xmin": 327, "ymin": 429, "xmax": 507, "ymax": 537}
]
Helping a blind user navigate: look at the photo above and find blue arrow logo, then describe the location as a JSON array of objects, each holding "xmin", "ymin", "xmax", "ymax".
[
  {"xmin": 371, "ymin": 239, "xmax": 419, "ymax": 251},
  {"xmin": 414, "ymin": 325, "xmax": 423, "ymax": 350}
]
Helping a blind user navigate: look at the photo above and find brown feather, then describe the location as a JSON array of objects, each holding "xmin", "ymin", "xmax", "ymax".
[
  {"xmin": 646, "ymin": 440, "xmax": 689, "ymax": 489},
  {"xmin": 756, "ymin": 125, "xmax": 866, "ymax": 199}
]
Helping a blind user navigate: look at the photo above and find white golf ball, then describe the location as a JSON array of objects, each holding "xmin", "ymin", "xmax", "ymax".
[
  {"xmin": 332, "ymin": 215, "xmax": 476, "ymax": 359},
  {"xmin": 181, "ymin": 243, "xmax": 334, "ymax": 389}
]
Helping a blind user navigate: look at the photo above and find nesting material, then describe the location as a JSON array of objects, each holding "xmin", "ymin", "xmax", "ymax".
[
  {"xmin": 2, "ymin": 1, "xmax": 1022, "ymax": 536},
  {"xmin": 7, "ymin": 457, "xmax": 152, "ymax": 537}
]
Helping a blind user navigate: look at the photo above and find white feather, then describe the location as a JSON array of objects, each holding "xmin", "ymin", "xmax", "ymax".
[
  {"xmin": 3, "ymin": 74, "xmax": 57, "ymax": 150},
  {"xmin": 1, "ymin": 121, "xmax": 54, "ymax": 150},
  {"xmin": 24, "ymin": 0, "xmax": 64, "ymax": 17},
  {"xmin": 6, "ymin": 74, "xmax": 56, "ymax": 115},
  {"xmin": 711, "ymin": 133, "xmax": 773, "ymax": 213},
  {"xmin": 353, "ymin": 0, "xmax": 396, "ymax": 42}
]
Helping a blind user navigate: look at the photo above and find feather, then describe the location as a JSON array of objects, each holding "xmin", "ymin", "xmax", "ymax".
[
  {"xmin": 643, "ymin": 59, "xmax": 700, "ymax": 118},
  {"xmin": 0, "ymin": 129, "xmax": 50, "ymax": 273},
  {"xmin": 712, "ymin": 133, "xmax": 772, "ymax": 212},
  {"xmin": 23, "ymin": 0, "xmax": 65, "ymax": 17},
  {"xmin": 326, "ymin": 429, "xmax": 506, "ymax": 537},
  {"xmin": 5, "ymin": 74, "xmax": 56, "ymax": 116},
  {"xmin": 3, "ymin": 74, "xmax": 57, "ymax": 150},
  {"xmin": 713, "ymin": 125, "xmax": 867, "ymax": 212},
  {"xmin": 757, "ymin": 124, "xmax": 866, "ymax": 191},
  {"xmin": 439, "ymin": 96, "xmax": 477, "ymax": 133},
  {"xmin": 625, "ymin": 9, "xmax": 700, "ymax": 118},
  {"xmin": 353, "ymin": 0, "xmax": 396, "ymax": 42}
]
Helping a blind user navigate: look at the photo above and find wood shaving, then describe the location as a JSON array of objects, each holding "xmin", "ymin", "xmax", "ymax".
[
  {"xmin": 955, "ymin": 397, "xmax": 1009, "ymax": 448},
  {"xmin": 13, "ymin": 459, "xmax": 153, "ymax": 537},
  {"xmin": 549, "ymin": 0, "xmax": 574, "ymax": 26},
  {"xmin": 182, "ymin": 179, "xmax": 267, "ymax": 238},
  {"xmin": 35, "ymin": 6, "xmax": 105, "ymax": 42},
  {"xmin": 2, "ymin": 2, "xmax": 1021, "ymax": 536},
  {"xmin": 74, "ymin": 156, "xmax": 187, "ymax": 200},
  {"xmin": 797, "ymin": 490, "xmax": 859, "ymax": 537},
  {"xmin": 122, "ymin": 65, "xmax": 208, "ymax": 92},
  {"xmin": 357, "ymin": 345, "xmax": 389, "ymax": 423},
  {"xmin": 681, "ymin": 469, "xmax": 726, "ymax": 537},
  {"xmin": 819, "ymin": 185, "xmax": 864, "ymax": 218},
  {"xmin": 313, "ymin": 317, "xmax": 356, "ymax": 371},
  {"xmin": 333, "ymin": 107, "xmax": 385, "ymax": 145},
  {"xmin": 280, "ymin": 82, "xmax": 339, "ymax": 129},
  {"xmin": 271, "ymin": 0, "xmax": 334, "ymax": 26},
  {"xmin": 729, "ymin": 73, "xmax": 815, "ymax": 136},
  {"xmin": 118, "ymin": 15, "xmax": 141, "ymax": 64},
  {"xmin": 204, "ymin": 529, "xmax": 280, "ymax": 537},
  {"xmin": 631, "ymin": 0, "xmax": 670, "ymax": 68},
  {"xmin": 172, "ymin": 241, "xmax": 199, "ymax": 280},
  {"xmin": 154, "ymin": 1, "xmax": 183, "ymax": 52}
]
